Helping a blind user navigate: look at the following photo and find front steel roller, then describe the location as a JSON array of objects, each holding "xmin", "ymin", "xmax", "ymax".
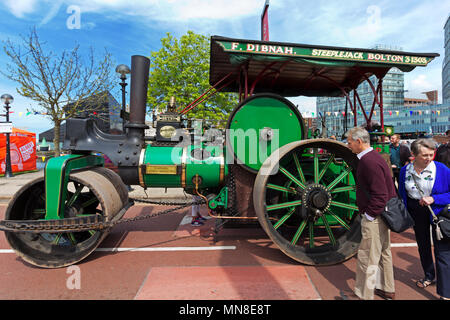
[
  {"xmin": 5, "ymin": 167, "xmax": 129, "ymax": 268},
  {"xmin": 254, "ymin": 139, "xmax": 361, "ymax": 265}
]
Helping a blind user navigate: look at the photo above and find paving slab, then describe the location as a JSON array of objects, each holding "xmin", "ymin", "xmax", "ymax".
[{"xmin": 135, "ymin": 265, "xmax": 321, "ymax": 300}]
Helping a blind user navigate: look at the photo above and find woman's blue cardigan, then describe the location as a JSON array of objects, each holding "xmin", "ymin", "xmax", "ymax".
[{"xmin": 398, "ymin": 161, "xmax": 450, "ymax": 219}]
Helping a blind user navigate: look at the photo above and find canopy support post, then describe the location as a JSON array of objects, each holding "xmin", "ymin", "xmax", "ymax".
[{"xmin": 379, "ymin": 78, "xmax": 384, "ymax": 131}]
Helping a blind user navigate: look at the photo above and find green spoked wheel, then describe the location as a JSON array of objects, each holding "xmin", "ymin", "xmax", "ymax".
[
  {"xmin": 5, "ymin": 167, "xmax": 129, "ymax": 268},
  {"xmin": 254, "ymin": 139, "xmax": 361, "ymax": 265}
]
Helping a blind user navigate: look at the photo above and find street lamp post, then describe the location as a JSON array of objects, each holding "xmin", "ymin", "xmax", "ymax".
[
  {"xmin": 115, "ymin": 64, "xmax": 131, "ymax": 132},
  {"xmin": 1, "ymin": 94, "xmax": 14, "ymax": 178}
]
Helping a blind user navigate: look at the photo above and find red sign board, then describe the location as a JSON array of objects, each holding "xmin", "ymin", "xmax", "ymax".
[
  {"xmin": 261, "ymin": 0, "xmax": 269, "ymax": 41},
  {"xmin": 0, "ymin": 127, "xmax": 37, "ymax": 174}
]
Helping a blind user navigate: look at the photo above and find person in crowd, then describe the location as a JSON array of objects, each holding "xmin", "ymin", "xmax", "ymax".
[
  {"xmin": 339, "ymin": 127, "xmax": 396, "ymax": 300},
  {"xmin": 435, "ymin": 129, "xmax": 450, "ymax": 168},
  {"xmin": 389, "ymin": 134, "xmax": 412, "ymax": 186},
  {"xmin": 398, "ymin": 138, "xmax": 450, "ymax": 300},
  {"xmin": 191, "ymin": 195, "xmax": 207, "ymax": 226}
]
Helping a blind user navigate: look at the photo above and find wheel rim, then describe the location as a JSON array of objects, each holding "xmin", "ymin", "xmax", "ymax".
[
  {"xmin": 5, "ymin": 168, "xmax": 128, "ymax": 268},
  {"xmin": 254, "ymin": 139, "xmax": 361, "ymax": 265}
]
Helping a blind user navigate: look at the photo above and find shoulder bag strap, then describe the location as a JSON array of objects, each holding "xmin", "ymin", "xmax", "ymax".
[
  {"xmin": 410, "ymin": 173, "xmax": 438, "ymax": 221},
  {"xmin": 411, "ymin": 172, "xmax": 444, "ymax": 240}
]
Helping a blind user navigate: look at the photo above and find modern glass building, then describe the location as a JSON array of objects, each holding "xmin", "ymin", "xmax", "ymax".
[
  {"xmin": 389, "ymin": 102, "xmax": 450, "ymax": 135},
  {"xmin": 443, "ymin": 14, "xmax": 450, "ymax": 104},
  {"xmin": 317, "ymin": 70, "xmax": 450, "ymax": 137},
  {"xmin": 317, "ymin": 66, "xmax": 404, "ymax": 138}
]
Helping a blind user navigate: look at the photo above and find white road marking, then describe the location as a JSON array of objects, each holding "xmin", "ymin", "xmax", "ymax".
[
  {"xmin": 0, "ymin": 243, "xmax": 417, "ymax": 254},
  {"xmin": 94, "ymin": 246, "xmax": 236, "ymax": 252},
  {"xmin": 391, "ymin": 243, "xmax": 418, "ymax": 248},
  {"xmin": 0, "ymin": 246, "xmax": 236, "ymax": 254}
]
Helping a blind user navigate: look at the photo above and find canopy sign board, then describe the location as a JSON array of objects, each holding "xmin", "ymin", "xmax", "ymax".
[
  {"xmin": 216, "ymin": 40, "xmax": 434, "ymax": 67},
  {"xmin": 209, "ymin": 36, "xmax": 439, "ymax": 97}
]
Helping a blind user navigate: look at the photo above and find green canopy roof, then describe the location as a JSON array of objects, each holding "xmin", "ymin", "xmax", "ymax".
[{"xmin": 209, "ymin": 35, "xmax": 439, "ymax": 97}]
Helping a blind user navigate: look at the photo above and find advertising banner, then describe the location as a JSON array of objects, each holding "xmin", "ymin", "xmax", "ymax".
[{"xmin": 0, "ymin": 127, "xmax": 37, "ymax": 174}]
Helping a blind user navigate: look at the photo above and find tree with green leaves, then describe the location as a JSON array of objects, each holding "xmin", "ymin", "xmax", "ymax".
[
  {"xmin": 2, "ymin": 28, "xmax": 115, "ymax": 156},
  {"xmin": 147, "ymin": 31, "xmax": 238, "ymax": 128}
]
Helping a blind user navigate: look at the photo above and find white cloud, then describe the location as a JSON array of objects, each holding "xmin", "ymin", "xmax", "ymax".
[
  {"xmin": 3, "ymin": 0, "xmax": 269, "ymax": 22},
  {"xmin": 405, "ymin": 69, "xmax": 443, "ymax": 103},
  {"xmin": 3, "ymin": 0, "xmax": 37, "ymax": 18},
  {"xmin": 3, "ymin": 0, "xmax": 447, "ymax": 111},
  {"xmin": 288, "ymin": 96, "xmax": 316, "ymax": 114},
  {"xmin": 410, "ymin": 74, "xmax": 435, "ymax": 92},
  {"xmin": 82, "ymin": 21, "xmax": 96, "ymax": 30},
  {"xmin": 39, "ymin": 1, "xmax": 63, "ymax": 25},
  {"xmin": 67, "ymin": 0, "xmax": 265, "ymax": 21}
]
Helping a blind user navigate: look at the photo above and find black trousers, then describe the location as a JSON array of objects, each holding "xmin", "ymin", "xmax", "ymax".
[
  {"xmin": 407, "ymin": 197, "xmax": 450, "ymax": 298},
  {"xmin": 392, "ymin": 167, "xmax": 400, "ymax": 188}
]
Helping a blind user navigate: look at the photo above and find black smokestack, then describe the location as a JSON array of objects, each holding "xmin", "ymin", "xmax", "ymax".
[{"xmin": 125, "ymin": 55, "xmax": 150, "ymax": 137}]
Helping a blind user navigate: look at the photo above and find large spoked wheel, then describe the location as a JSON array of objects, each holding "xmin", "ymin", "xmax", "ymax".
[
  {"xmin": 5, "ymin": 167, "xmax": 129, "ymax": 268},
  {"xmin": 254, "ymin": 139, "xmax": 361, "ymax": 265}
]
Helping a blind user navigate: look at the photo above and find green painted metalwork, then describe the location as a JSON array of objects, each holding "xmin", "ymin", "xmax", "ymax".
[
  {"xmin": 291, "ymin": 220, "xmax": 307, "ymax": 245},
  {"xmin": 292, "ymin": 153, "xmax": 306, "ymax": 184},
  {"xmin": 142, "ymin": 144, "xmax": 226, "ymax": 189},
  {"xmin": 279, "ymin": 166, "xmax": 306, "ymax": 190},
  {"xmin": 44, "ymin": 154, "xmax": 104, "ymax": 220},
  {"xmin": 265, "ymin": 146, "xmax": 357, "ymax": 251},
  {"xmin": 186, "ymin": 145, "xmax": 225, "ymax": 188},
  {"xmin": 209, "ymin": 187, "xmax": 228, "ymax": 210},
  {"xmin": 326, "ymin": 209, "xmax": 351, "ymax": 231},
  {"xmin": 372, "ymin": 142, "xmax": 390, "ymax": 154},
  {"xmin": 216, "ymin": 39, "xmax": 435, "ymax": 69},
  {"xmin": 326, "ymin": 166, "xmax": 353, "ymax": 190},
  {"xmin": 310, "ymin": 160, "xmax": 357, "ymax": 227},
  {"xmin": 228, "ymin": 96, "xmax": 303, "ymax": 172},
  {"xmin": 274, "ymin": 207, "xmax": 295, "ymax": 230},
  {"xmin": 143, "ymin": 145, "xmax": 183, "ymax": 187},
  {"xmin": 267, "ymin": 183, "xmax": 297, "ymax": 194},
  {"xmin": 313, "ymin": 149, "xmax": 319, "ymax": 183},
  {"xmin": 267, "ymin": 199, "xmax": 302, "ymax": 211},
  {"xmin": 321, "ymin": 214, "xmax": 336, "ymax": 246}
]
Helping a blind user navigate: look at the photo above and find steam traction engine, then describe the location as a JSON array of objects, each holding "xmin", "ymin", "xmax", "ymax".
[{"xmin": 1, "ymin": 36, "xmax": 438, "ymax": 268}]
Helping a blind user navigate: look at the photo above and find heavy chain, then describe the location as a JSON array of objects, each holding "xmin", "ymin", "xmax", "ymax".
[
  {"xmin": 0, "ymin": 197, "xmax": 206, "ymax": 233},
  {"xmin": 0, "ymin": 169, "xmax": 241, "ymax": 234},
  {"xmin": 115, "ymin": 197, "xmax": 206, "ymax": 226},
  {"xmin": 0, "ymin": 215, "xmax": 109, "ymax": 233}
]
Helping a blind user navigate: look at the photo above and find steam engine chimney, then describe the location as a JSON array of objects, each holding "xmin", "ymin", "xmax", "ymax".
[{"xmin": 125, "ymin": 55, "xmax": 150, "ymax": 138}]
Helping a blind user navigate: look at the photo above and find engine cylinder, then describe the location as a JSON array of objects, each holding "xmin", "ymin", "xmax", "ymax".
[{"xmin": 139, "ymin": 144, "xmax": 226, "ymax": 190}]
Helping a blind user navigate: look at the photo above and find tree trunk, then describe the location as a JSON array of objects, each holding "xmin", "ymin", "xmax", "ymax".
[{"xmin": 53, "ymin": 121, "xmax": 61, "ymax": 157}]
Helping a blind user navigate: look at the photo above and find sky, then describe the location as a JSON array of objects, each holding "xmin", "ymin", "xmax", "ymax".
[{"xmin": 0, "ymin": 0, "xmax": 448, "ymax": 134}]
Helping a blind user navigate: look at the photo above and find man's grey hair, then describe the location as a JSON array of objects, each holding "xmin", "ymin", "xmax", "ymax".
[
  {"xmin": 347, "ymin": 127, "xmax": 370, "ymax": 144},
  {"xmin": 411, "ymin": 138, "xmax": 437, "ymax": 155}
]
